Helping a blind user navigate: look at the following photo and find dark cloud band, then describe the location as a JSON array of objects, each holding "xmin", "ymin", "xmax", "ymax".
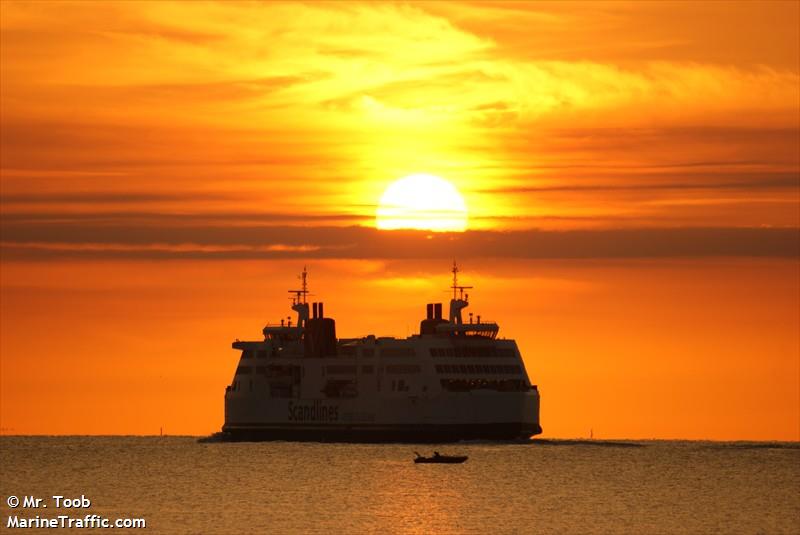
[{"xmin": 1, "ymin": 223, "xmax": 796, "ymax": 260}]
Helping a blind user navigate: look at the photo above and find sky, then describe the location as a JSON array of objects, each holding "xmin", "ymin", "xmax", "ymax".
[{"xmin": 1, "ymin": 1, "xmax": 798, "ymax": 439}]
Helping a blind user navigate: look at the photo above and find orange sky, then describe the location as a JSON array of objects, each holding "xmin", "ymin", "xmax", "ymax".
[{"xmin": 0, "ymin": 1, "xmax": 798, "ymax": 439}]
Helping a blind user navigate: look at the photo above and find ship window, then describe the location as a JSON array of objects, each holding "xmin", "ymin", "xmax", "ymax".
[
  {"xmin": 362, "ymin": 365, "xmax": 374, "ymax": 374},
  {"xmin": 256, "ymin": 350, "xmax": 268, "ymax": 359},
  {"xmin": 437, "ymin": 377, "xmax": 531, "ymax": 392},
  {"xmin": 387, "ymin": 364, "xmax": 421, "ymax": 374},
  {"xmin": 361, "ymin": 348, "xmax": 374, "ymax": 357},
  {"xmin": 497, "ymin": 348, "xmax": 515, "ymax": 358},
  {"xmin": 256, "ymin": 366, "xmax": 267, "ymax": 374},
  {"xmin": 242, "ymin": 350, "xmax": 254, "ymax": 359},
  {"xmin": 380, "ymin": 347, "xmax": 416, "ymax": 358},
  {"xmin": 339, "ymin": 345, "xmax": 357, "ymax": 357},
  {"xmin": 326, "ymin": 365, "xmax": 357, "ymax": 375},
  {"xmin": 450, "ymin": 346, "xmax": 501, "ymax": 358},
  {"xmin": 236, "ymin": 366, "xmax": 252, "ymax": 375},
  {"xmin": 467, "ymin": 365, "xmax": 476, "ymax": 374},
  {"xmin": 459, "ymin": 365, "xmax": 467, "ymax": 373}
]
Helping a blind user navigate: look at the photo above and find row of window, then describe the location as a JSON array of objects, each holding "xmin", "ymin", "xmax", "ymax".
[
  {"xmin": 228, "ymin": 379, "xmax": 294, "ymax": 395},
  {"xmin": 338, "ymin": 346, "xmax": 358, "ymax": 357},
  {"xmin": 326, "ymin": 365, "xmax": 357, "ymax": 374},
  {"xmin": 236, "ymin": 365, "xmax": 298, "ymax": 376},
  {"xmin": 380, "ymin": 347, "xmax": 416, "ymax": 358},
  {"xmin": 242, "ymin": 346, "xmax": 516, "ymax": 360},
  {"xmin": 239, "ymin": 363, "xmax": 519, "ymax": 377},
  {"xmin": 386, "ymin": 364, "xmax": 421, "ymax": 374},
  {"xmin": 335, "ymin": 347, "xmax": 409, "ymax": 358},
  {"xmin": 325, "ymin": 364, "xmax": 423, "ymax": 375},
  {"xmin": 435, "ymin": 364, "xmax": 522, "ymax": 375},
  {"xmin": 241, "ymin": 349, "xmax": 273, "ymax": 359},
  {"xmin": 440, "ymin": 378, "xmax": 529, "ymax": 392},
  {"xmin": 240, "ymin": 364, "xmax": 414, "ymax": 377},
  {"xmin": 430, "ymin": 346, "xmax": 516, "ymax": 358}
]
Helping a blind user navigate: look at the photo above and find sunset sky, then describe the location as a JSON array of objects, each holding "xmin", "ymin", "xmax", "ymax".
[{"xmin": 1, "ymin": 1, "xmax": 798, "ymax": 439}]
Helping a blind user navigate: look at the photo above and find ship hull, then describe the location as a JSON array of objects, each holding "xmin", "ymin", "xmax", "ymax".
[
  {"xmin": 223, "ymin": 389, "xmax": 541, "ymax": 443},
  {"xmin": 220, "ymin": 421, "xmax": 542, "ymax": 443}
]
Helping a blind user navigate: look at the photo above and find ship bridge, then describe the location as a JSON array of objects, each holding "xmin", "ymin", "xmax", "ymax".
[{"xmin": 418, "ymin": 262, "xmax": 499, "ymax": 339}]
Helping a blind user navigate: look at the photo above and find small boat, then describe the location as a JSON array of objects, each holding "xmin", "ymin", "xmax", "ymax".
[{"xmin": 413, "ymin": 452, "xmax": 468, "ymax": 464}]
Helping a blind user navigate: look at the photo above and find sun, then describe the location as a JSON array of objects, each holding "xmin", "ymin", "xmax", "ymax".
[{"xmin": 376, "ymin": 174, "xmax": 468, "ymax": 232}]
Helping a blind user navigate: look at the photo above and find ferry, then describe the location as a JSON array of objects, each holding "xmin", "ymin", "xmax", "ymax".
[{"xmin": 221, "ymin": 264, "xmax": 542, "ymax": 442}]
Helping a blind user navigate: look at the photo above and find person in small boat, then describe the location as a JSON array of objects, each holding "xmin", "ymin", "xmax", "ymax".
[{"xmin": 433, "ymin": 451, "xmax": 441, "ymax": 458}]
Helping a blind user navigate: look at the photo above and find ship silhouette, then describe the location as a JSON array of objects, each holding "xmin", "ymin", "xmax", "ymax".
[{"xmin": 221, "ymin": 263, "xmax": 542, "ymax": 442}]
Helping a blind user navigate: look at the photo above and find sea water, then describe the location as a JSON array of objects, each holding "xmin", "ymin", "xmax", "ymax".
[{"xmin": 1, "ymin": 437, "xmax": 798, "ymax": 534}]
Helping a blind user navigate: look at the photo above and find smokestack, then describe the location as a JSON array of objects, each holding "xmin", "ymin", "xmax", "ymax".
[
  {"xmin": 312, "ymin": 302, "xmax": 318, "ymax": 319},
  {"xmin": 426, "ymin": 303, "xmax": 433, "ymax": 320},
  {"xmin": 319, "ymin": 302, "xmax": 324, "ymax": 318},
  {"xmin": 434, "ymin": 303, "xmax": 442, "ymax": 320}
]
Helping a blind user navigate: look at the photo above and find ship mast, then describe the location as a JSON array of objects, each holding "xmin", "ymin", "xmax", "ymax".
[
  {"xmin": 451, "ymin": 260, "xmax": 472, "ymax": 301},
  {"xmin": 289, "ymin": 266, "xmax": 309, "ymax": 305},
  {"xmin": 449, "ymin": 261, "xmax": 472, "ymax": 324},
  {"xmin": 288, "ymin": 266, "xmax": 310, "ymax": 327}
]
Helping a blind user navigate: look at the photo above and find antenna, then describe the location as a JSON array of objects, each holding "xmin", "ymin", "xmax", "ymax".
[
  {"xmin": 452, "ymin": 260, "xmax": 458, "ymax": 300},
  {"xmin": 451, "ymin": 260, "xmax": 473, "ymax": 300},
  {"xmin": 288, "ymin": 266, "xmax": 309, "ymax": 304}
]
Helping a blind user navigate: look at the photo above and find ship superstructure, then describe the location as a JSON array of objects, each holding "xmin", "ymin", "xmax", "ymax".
[{"xmin": 222, "ymin": 264, "xmax": 542, "ymax": 442}]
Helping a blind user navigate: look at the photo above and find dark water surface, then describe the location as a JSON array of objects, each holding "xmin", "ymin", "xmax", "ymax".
[{"xmin": 1, "ymin": 437, "xmax": 798, "ymax": 534}]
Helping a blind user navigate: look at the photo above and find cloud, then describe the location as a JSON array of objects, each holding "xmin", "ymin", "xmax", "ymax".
[
  {"xmin": 476, "ymin": 173, "xmax": 800, "ymax": 194},
  {"xmin": 1, "ymin": 1, "xmax": 798, "ymax": 235},
  {"xmin": 1, "ymin": 220, "xmax": 796, "ymax": 261},
  {"xmin": 0, "ymin": 192, "xmax": 235, "ymax": 204}
]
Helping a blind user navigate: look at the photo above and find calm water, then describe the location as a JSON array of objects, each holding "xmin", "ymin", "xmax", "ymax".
[{"xmin": 1, "ymin": 437, "xmax": 798, "ymax": 534}]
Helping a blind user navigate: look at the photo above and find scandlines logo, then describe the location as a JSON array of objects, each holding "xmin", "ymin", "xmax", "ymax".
[{"xmin": 288, "ymin": 401, "xmax": 339, "ymax": 422}]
